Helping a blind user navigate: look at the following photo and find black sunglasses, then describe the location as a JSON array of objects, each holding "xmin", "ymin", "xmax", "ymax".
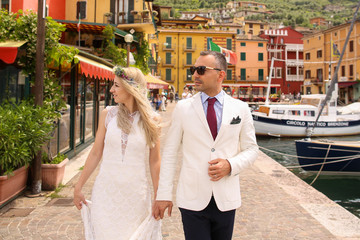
[{"xmin": 189, "ymin": 66, "xmax": 222, "ymax": 75}]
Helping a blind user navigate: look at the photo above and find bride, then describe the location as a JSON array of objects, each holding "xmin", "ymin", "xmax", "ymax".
[{"xmin": 73, "ymin": 66, "xmax": 162, "ymax": 239}]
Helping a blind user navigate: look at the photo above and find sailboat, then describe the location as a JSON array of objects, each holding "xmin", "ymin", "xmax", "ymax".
[{"xmin": 296, "ymin": 1, "xmax": 360, "ymax": 174}]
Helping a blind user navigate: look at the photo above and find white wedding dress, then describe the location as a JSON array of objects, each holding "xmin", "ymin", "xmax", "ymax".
[{"xmin": 86, "ymin": 106, "xmax": 161, "ymax": 240}]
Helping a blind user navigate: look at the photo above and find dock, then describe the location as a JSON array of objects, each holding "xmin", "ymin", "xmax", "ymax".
[{"xmin": 0, "ymin": 101, "xmax": 359, "ymax": 239}]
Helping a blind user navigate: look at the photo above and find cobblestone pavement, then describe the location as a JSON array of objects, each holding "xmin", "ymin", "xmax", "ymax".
[{"xmin": 1, "ymin": 101, "xmax": 359, "ymax": 240}]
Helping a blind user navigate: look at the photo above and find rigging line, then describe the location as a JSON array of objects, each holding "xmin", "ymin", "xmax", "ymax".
[
  {"xmin": 310, "ymin": 144, "xmax": 331, "ymax": 185},
  {"xmin": 286, "ymin": 155, "xmax": 360, "ymax": 169},
  {"xmin": 259, "ymin": 146, "xmax": 356, "ymax": 160}
]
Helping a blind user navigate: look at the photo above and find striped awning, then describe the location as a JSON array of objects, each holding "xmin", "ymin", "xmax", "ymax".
[
  {"xmin": 75, "ymin": 55, "xmax": 115, "ymax": 80},
  {"xmin": 145, "ymin": 74, "xmax": 169, "ymax": 89}
]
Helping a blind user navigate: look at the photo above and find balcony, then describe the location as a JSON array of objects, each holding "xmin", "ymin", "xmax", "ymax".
[
  {"xmin": 182, "ymin": 44, "xmax": 197, "ymax": 52},
  {"xmin": 164, "ymin": 75, "xmax": 176, "ymax": 83},
  {"xmin": 287, "ymin": 75, "xmax": 304, "ymax": 81},
  {"xmin": 286, "ymin": 59, "xmax": 304, "ymax": 67},
  {"xmin": 161, "ymin": 59, "xmax": 176, "ymax": 67},
  {"xmin": 310, "ymin": 77, "xmax": 323, "ymax": 85},
  {"xmin": 286, "ymin": 44, "xmax": 303, "ymax": 52},
  {"xmin": 184, "ymin": 75, "xmax": 193, "ymax": 82},
  {"xmin": 183, "ymin": 60, "xmax": 193, "ymax": 68},
  {"xmin": 162, "ymin": 43, "xmax": 176, "ymax": 51}
]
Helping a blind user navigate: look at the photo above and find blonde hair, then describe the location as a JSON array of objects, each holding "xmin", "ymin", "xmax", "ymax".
[{"xmin": 114, "ymin": 67, "xmax": 160, "ymax": 147}]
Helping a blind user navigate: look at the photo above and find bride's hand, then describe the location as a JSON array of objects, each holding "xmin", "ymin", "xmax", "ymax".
[{"xmin": 73, "ymin": 187, "xmax": 87, "ymax": 210}]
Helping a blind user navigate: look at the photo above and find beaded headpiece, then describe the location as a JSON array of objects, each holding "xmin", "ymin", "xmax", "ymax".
[
  {"xmin": 113, "ymin": 66, "xmax": 147, "ymax": 96},
  {"xmin": 113, "ymin": 66, "xmax": 137, "ymax": 86}
]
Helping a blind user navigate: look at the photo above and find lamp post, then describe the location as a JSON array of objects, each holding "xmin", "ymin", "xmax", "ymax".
[{"xmin": 124, "ymin": 34, "xmax": 133, "ymax": 67}]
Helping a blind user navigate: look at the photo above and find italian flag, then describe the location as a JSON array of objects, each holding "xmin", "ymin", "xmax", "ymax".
[{"xmin": 209, "ymin": 40, "xmax": 237, "ymax": 65}]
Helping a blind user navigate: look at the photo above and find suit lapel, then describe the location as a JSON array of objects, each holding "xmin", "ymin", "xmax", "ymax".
[{"xmin": 191, "ymin": 93, "xmax": 213, "ymax": 139}]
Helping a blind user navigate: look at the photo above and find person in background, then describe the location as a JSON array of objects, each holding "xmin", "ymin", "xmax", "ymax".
[
  {"xmin": 161, "ymin": 93, "xmax": 167, "ymax": 112},
  {"xmin": 182, "ymin": 86, "xmax": 192, "ymax": 99}
]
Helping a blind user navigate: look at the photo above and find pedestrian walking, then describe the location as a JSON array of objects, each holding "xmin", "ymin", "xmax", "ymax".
[
  {"xmin": 153, "ymin": 51, "xmax": 259, "ymax": 240},
  {"xmin": 73, "ymin": 66, "xmax": 162, "ymax": 239}
]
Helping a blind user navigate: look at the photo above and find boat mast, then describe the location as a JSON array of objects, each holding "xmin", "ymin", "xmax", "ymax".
[
  {"xmin": 265, "ymin": 57, "xmax": 275, "ymax": 105},
  {"xmin": 306, "ymin": 0, "xmax": 360, "ymax": 138}
]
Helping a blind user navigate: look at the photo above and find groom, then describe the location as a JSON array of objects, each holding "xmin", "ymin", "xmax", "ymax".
[{"xmin": 153, "ymin": 51, "xmax": 258, "ymax": 239}]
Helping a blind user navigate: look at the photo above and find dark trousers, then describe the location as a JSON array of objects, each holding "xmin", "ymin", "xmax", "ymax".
[{"xmin": 179, "ymin": 197, "xmax": 236, "ymax": 240}]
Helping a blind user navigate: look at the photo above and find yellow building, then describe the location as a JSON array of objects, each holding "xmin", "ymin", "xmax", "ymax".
[
  {"xmin": 157, "ymin": 25, "xmax": 236, "ymax": 95},
  {"xmin": 303, "ymin": 20, "xmax": 360, "ymax": 103}
]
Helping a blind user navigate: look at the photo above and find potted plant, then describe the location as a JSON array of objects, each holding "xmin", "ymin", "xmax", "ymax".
[
  {"xmin": 0, "ymin": 101, "xmax": 53, "ymax": 205},
  {"xmin": 41, "ymin": 152, "xmax": 69, "ymax": 190}
]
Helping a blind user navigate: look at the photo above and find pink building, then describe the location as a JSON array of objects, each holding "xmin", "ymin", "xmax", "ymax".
[
  {"xmin": 259, "ymin": 26, "xmax": 304, "ymax": 94},
  {"xmin": 4, "ymin": 0, "xmax": 66, "ymax": 20}
]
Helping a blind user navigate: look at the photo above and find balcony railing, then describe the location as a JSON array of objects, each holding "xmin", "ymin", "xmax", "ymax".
[
  {"xmin": 161, "ymin": 59, "xmax": 176, "ymax": 67},
  {"xmin": 286, "ymin": 59, "xmax": 304, "ymax": 67},
  {"xmin": 287, "ymin": 75, "xmax": 304, "ymax": 81},
  {"xmin": 182, "ymin": 44, "xmax": 197, "ymax": 52},
  {"xmin": 162, "ymin": 43, "xmax": 176, "ymax": 51}
]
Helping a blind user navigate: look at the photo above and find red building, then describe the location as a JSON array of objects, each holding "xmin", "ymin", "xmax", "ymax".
[
  {"xmin": 6, "ymin": 0, "xmax": 66, "ymax": 20},
  {"xmin": 260, "ymin": 26, "xmax": 304, "ymax": 94}
]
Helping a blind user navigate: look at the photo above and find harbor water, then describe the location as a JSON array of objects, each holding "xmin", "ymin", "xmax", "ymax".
[{"xmin": 257, "ymin": 135, "xmax": 360, "ymax": 218}]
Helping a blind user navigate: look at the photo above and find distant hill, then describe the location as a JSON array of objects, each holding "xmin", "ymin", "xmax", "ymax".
[{"xmin": 153, "ymin": 0, "xmax": 358, "ymax": 27}]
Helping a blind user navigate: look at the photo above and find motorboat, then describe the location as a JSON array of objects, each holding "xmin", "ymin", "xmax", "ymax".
[
  {"xmin": 252, "ymin": 94, "xmax": 360, "ymax": 137},
  {"xmin": 295, "ymin": 139, "xmax": 360, "ymax": 174}
]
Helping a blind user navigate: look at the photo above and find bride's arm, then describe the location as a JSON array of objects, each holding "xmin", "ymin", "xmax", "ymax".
[
  {"xmin": 149, "ymin": 139, "xmax": 161, "ymax": 200},
  {"xmin": 73, "ymin": 108, "xmax": 107, "ymax": 210}
]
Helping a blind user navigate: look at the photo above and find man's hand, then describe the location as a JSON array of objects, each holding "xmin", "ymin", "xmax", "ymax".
[
  {"xmin": 152, "ymin": 200, "xmax": 173, "ymax": 220},
  {"xmin": 208, "ymin": 158, "xmax": 231, "ymax": 181}
]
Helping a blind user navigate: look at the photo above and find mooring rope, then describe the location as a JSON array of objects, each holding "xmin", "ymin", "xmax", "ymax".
[{"xmin": 309, "ymin": 144, "xmax": 331, "ymax": 185}]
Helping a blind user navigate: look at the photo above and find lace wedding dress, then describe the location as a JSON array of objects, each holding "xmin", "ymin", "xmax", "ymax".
[{"xmin": 86, "ymin": 106, "xmax": 161, "ymax": 240}]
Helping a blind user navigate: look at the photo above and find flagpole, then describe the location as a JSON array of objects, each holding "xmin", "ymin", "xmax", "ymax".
[
  {"xmin": 328, "ymin": 35, "xmax": 332, "ymax": 93},
  {"xmin": 78, "ymin": 13, "xmax": 81, "ymax": 47}
]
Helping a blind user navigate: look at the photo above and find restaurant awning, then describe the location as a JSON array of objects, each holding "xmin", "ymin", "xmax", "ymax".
[
  {"xmin": 186, "ymin": 83, "xmax": 281, "ymax": 88},
  {"xmin": 54, "ymin": 20, "xmax": 138, "ymax": 42},
  {"xmin": 0, "ymin": 41, "xmax": 27, "ymax": 64},
  {"xmin": 338, "ymin": 81, "xmax": 357, "ymax": 88},
  {"xmin": 76, "ymin": 55, "xmax": 115, "ymax": 80},
  {"xmin": 145, "ymin": 74, "xmax": 169, "ymax": 89}
]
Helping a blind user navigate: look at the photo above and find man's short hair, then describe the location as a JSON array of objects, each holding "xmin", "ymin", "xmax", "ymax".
[{"xmin": 200, "ymin": 51, "xmax": 227, "ymax": 71}]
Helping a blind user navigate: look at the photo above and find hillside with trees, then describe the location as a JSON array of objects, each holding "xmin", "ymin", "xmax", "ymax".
[{"xmin": 153, "ymin": 0, "xmax": 359, "ymax": 28}]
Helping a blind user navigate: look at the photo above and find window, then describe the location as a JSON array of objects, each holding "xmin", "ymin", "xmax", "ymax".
[
  {"xmin": 280, "ymin": 38, "xmax": 284, "ymax": 44},
  {"xmin": 186, "ymin": 37, "xmax": 192, "ymax": 49},
  {"xmin": 207, "ymin": 37, "xmax": 212, "ymax": 49},
  {"xmin": 316, "ymin": 69, "xmax": 323, "ymax": 81},
  {"xmin": 258, "ymin": 43, "xmax": 263, "ymax": 47},
  {"xmin": 299, "ymin": 68, "xmax": 304, "ymax": 76},
  {"xmin": 270, "ymin": 38, "xmax": 274, "ymax": 44},
  {"xmin": 166, "ymin": 69, "xmax": 172, "ymax": 81},
  {"xmin": 276, "ymin": 52, "xmax": 282, "ymax": 59},
  {"xmin": 165, "ymin": 52, "xmax": 171, "ymax": 64},
  {"xmin": 272, "ymin": 110, "xmax": 285, "ymax": 114},
  {"xmin": 186, "ymin": 69, "xmax": 192, "ymax": 81},
  {"xmin": 1, "ymin": 0, "xmax": 10, "ymax": 11},
  {"xmin": 241, "ymin": 52, "xmax": 246, "ymax": 61},
  {"xmin": 166, "ymin": 37, "xmax": 172, "ymax": 49},
  {"xmin": 186, "ymin": 53, "xmax": 192, "ymax": 65},
  {"xmin": 260, "ymin": 24, "xmax": 264, "ymax": 30},
  {"xmin": 305, "ymin": 70, "xmax": 311, "ymax": 79},
  {"xmin": 249, "ymin": 23, "xmax": 253, "ymax": 28},
  {"xmin": 258, "ymin": 69, "xmax": 264, "ymax": 81},
  {"xmin": 317, "ymin": 50, "xmax": 322, "ymax": 58},
  {"xmin": 349, "ymin": 65, "xmax": 354, "ymax": 76},
  {"xmin": 305, "ymin": 53, "xmax": 310, "ymax": 60},
  {"xmin": 258, "ymin": 53, "xmax": 263, "ymax": 61},
  {"xmin": 76, "ymin": 1, "xmax": 87, "ymax": 19},
  {"xmin": 276, "ymin": 68, "xmax": 282, "ymax": 78},
  {"xmin": 226, "ymin": 69, "xmax": 232, "ymax": 80},
  {"xmin": 241, "ymin": 42, "xmax": 246, "ymax": 47},
  {"xmin": 349, "ymin": 40, "xmax": 354, "ymax": 52},
  {"xmin": 226, "ymin": 38, "xmax": 232, "ymax": 50},
  {"xmin": 288, "ymin": 110, "xmax": 300, "ymax": 116},
  {"xmin": 341, "ymin": 65, "xmax": 345, "ymax": 76},
  {"xmin": 241, "ymin": 69, "xmax": 246, "ymax": 80},
  {"xmin": 304, "ymin": 110, "xmax": 315, "ymax": 117},
  {"xmin": 0, "ymin": 66, "xmax": 27, "ymax": 104}
]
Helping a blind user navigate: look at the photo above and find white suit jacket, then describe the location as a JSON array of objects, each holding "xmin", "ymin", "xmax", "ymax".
[{"xmin": 157, "ymin": 92, "xmax": 258, "ymax": 211}]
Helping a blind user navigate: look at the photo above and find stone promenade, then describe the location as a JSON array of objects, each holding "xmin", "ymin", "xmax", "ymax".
[{"xmin": 0, "ymin": 101, "xmax": 359, "ymax": 240}]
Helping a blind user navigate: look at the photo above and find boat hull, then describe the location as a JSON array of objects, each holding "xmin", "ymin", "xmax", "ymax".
[
  {"xmin": 295, "ymin": 140, "xmax": 360, "ymax": 173},
  {"xmin": 252, "ymin": 115, "xmax": 360, "ymax": 137}
]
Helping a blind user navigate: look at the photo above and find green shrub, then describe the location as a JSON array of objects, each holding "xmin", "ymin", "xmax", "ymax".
[
  {"xmin": 0, "ymin": 101, "xmax": 53, "ymax": 175},
  {"xmin": 42, "ymin": 152, "xmax": 66, "ymax": 164}
]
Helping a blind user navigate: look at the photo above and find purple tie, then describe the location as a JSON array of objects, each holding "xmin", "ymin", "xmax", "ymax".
[{"xmin": 207, "ymin": 98, "xmax": 217, "ymax": 140}]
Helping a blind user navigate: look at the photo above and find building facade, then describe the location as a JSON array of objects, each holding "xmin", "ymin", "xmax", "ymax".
[{"xmin": 260, "ymin": 27, "xmax": 304, "ymax": 95}]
